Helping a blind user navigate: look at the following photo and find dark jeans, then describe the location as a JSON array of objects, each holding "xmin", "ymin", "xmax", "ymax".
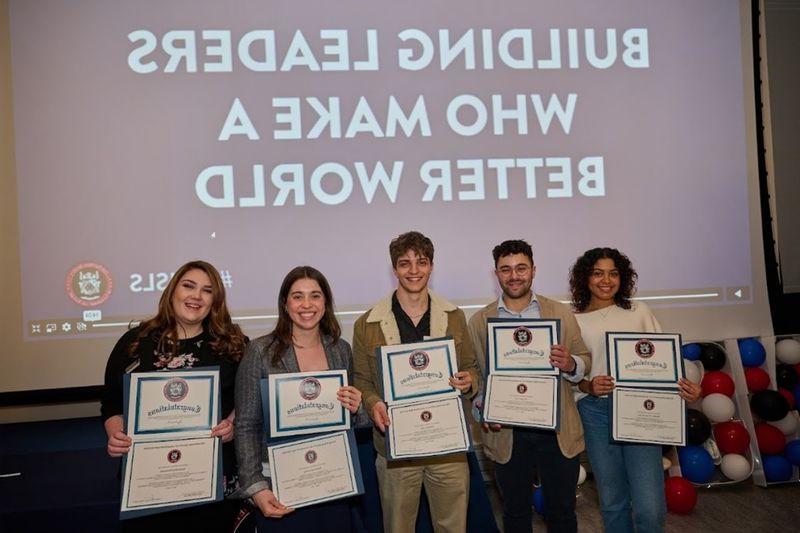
[{"xmin": 493, "ymin": 428, "xmax": 579, "ymax": 533}]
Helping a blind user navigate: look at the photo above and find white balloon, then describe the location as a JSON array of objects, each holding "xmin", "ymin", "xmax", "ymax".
[
  {"xmin": 702, "ymin": 393, "xmax": 736, "ymax": 423},
  {"xmin": 720, "ymin": 453, "xmax": 751, "ymax": 482},
  {"xmin": 776, "ymin": 339, "xmax": 800, "ymax": 364},
  {"xmin": 577, "ymin": 465, "xmax": 587, "ymax": 486},
  {"xmin": 684, "ymin": 360, "xmax": 702, "ymax": 384},
  {"xmin": 768, "ymin": 412, "xmax": 800, "ymax": 435}
]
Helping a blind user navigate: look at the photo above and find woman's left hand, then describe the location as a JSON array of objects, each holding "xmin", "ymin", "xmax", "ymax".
[
  {"xmin": 212, "ymin": 412, "xmax": 235, "ymax": 443},
  {"xmin": 338, "ymin": 385, "xmax": 362, "ymax": 414},
  {"xmin": 450, "ymin": 371, "xmax": 473, "ymax": 393},
  {"xmin": 678, "ymin": 378, "xmax": 702, "ymax": 403}
]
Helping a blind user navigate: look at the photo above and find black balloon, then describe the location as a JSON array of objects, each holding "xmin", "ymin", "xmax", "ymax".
[
  {"xmin": 750, "ymin": 390, "xmax": 790, "ymax": 421},
  {"xmin": 776, "ymin": 364, "xmax": 799, "ymax": 391},
  {"xmin": 699, "ymin": 343, "xmax": 727, "ymax": 371},
  {"xmin": 686, "ymin": 409, "xmax": 712, "ymax": 445}
]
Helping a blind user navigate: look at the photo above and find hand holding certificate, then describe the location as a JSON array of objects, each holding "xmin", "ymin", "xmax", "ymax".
[
  {"xmin": 482, "ymin": 318, "xmax": 562, "ymax": 430},
  {"xmin": 378, "ymin": 338, "xmax": 472, "ymax": 460},
  {"xmin": 606, "ymin": 332, "xmax": 687, "ymax": 446},
  {"xmin": 120, "ymin": 369, "xmax": 222, "ymax": 519}
]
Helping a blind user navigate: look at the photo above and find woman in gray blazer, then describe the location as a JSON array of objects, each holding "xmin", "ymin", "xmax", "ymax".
[{"xmin": 235, "ymin": 266, "xmax": 363, "ymax": 532}]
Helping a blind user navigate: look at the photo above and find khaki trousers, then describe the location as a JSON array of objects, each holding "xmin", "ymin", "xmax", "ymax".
[{"xmin": 375, "ymin": 453, "xmax": 469, "ymax": 533}]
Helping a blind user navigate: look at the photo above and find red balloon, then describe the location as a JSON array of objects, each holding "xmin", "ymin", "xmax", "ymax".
[
  {"xmin": 744, "ymin": 367, "xmax": 770, "ymax": 393},
  {"xmin": 755, "ymin": 422, "xmax": 786, "ymax": 454},
  {"xmin": 701, "ymin": 371, "xmax": 736, "ymax": 397},
  {"xmin": 794, "ymin": 363, "xmax": 800, "ymax": 380},
  {"xmin": 778, "ymin": 388, "xmax": 796, "ymax": 410},
  {"xmin": 664, "ymin": 476, "xmax": 697, "ymax": 514},
  {"xmin": 713, "ymin": 421, "xmax": 751, "ymax": 455}
]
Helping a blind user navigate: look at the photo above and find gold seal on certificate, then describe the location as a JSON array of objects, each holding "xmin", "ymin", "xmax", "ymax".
[
  {"xmin": 379, "ymin": 337, "xmax": 471, "ymax": 460},
  {"xmin": 120, "ymin": 369, "xmax": 222, "ymax": 519},
  {"xmin": 606, "ymin": 332, "xmax": 687, "ymax": 445},
  {"xmin": 266, "ymin": 370, "xmax": 350, "ymax": 438},
  {"xmin": 268, "ymin": 431, "xmax": 363, "ymax": 509}
]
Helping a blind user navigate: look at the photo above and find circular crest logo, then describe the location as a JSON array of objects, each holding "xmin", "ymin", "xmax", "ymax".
[
  {"xmin": 305, "ymin": 450, "xmax": 317, "ymax": 464},
  {"xmin": 643, "ymin": 399, "xmax": 655, "ymax": 411},
  {"xmin": 513, "ymin": 327, "xmax": 533, "ymax": 347},
  {"xmin": 167, "ymin": 449, "xmax": 182, "ymax": 463},
  {"xmin": 517, "ymin": 383, "xmax": 528, "ymax": 394},
  {"xmin": 635, "ymin": 339, "xmax": 655, "ymax": 359},
  {"xmin": 163, "ymin": 378, "xmax": 189, "ymax": 402},
  {"xmin": 65, "ymin": 262, "xmax": 113, "ymax": 307},
  {"xmin": 409, "ymin": 350, "xmax": 430, "ymax": 371},
  {"xmin": 420, "ymin": 410, "xmax": 433, "ymax": 422},
  {"xmin": 299, "ymin": 377, "xmax": 322, "ymax": 401}
]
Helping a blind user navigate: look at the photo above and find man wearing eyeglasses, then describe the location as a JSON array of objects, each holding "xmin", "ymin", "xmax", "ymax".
[{"xmin": 467, "ymin": 239, "xmax": 590, "ymax": 533}]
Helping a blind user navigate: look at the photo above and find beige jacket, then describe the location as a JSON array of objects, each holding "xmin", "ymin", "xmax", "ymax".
[
  {"xmin": 352, "ymin": 291, "xmax": 482, "ymax": 457},
  {"xmin": 467, "ymin": 294, "xmax": 591, "ymax": 462}
]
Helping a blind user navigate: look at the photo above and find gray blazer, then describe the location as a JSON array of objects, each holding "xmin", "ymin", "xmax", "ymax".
[{"xmin": 234, "ymin": 333, "xmax": 366, "ymax": 497}]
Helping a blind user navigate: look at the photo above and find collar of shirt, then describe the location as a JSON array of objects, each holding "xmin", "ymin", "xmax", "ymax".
[{"xmin": 497, "ymin": 292, "xmax": 541, "ymax": 319}]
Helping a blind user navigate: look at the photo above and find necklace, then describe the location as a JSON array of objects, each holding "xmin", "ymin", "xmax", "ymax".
[
  {"xmin": 404, "ymin": 307, "xmax": 427, "ymax": 319},
  {"xmin": 292, "ymin": 335, "xmax": 322, "ymax": 349}
]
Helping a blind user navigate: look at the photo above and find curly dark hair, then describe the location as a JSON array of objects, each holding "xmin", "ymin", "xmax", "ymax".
[
  {"xmin": 390, "ymin": 231, "xmax": 434, "ymax": 267},
  {"xmin": 492, "ymin": 239, "xmax": 533, "ymax": 267},
  {"xmin": 569, "ymin": 248, "xmax": 638, "ymax": 312}
]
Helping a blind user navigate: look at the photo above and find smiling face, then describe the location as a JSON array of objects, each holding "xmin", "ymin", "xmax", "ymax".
[
  {"xmin": 495, "ymin": 253, "xmax": 535, "ymax": 303},
  {"xmin": 286, "ymin": 277, "xmax": 326, "ymax": 332},
  {"xmin": 171, "ymin": 268, "xmax": 214, "ymax": 334},
  {"xmin": 393, "ymin": 249, "xmax": 433, "ymax": 296},
  {"xmin": 587, "ymin": 258, "xmax": 621, "ymax": 308}
]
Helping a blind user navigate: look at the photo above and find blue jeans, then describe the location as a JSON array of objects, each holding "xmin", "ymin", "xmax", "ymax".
[{"xmin": 577, "ymin": 395, "xmax": 666, "ymax": 533}]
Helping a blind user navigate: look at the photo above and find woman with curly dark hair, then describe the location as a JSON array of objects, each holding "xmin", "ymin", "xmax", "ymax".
[
  {"xmin": 101, "ymin": 260, "xmax": 247, "ymax": 531},
  {"xmin": 569, "ymin": 248, "xmax": 699, "ymax": 533}
]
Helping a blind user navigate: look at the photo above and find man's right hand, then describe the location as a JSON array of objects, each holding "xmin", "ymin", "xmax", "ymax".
[
  {"xmin": 482, "ymin": 422, "xmax": 502, "ymax": 432},
  {"xmin": 371, "ymin": 401, "xmax": 391, "ymax": 432}
]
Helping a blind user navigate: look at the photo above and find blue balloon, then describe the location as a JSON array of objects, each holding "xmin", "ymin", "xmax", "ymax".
[
  {"xmin": 793, "ymin": 384, "xmax": 800, "ymax": 411},
  {"xmin": 738, "ymin": 337, "xmax": 766, "ymax": 367},
  {"xmin": 785, "ymin": 440, "xmax": 800, "ymax": 467},
  {"xmin": 678, "ymin": 445, "xmax": 715, "ymax": 484},
  {"xmin": 763, "ymin": 455, "xmax": 793, "ymax": 482},
  {"xmin": 533, "ymin": 486, "xmax": 546, "ymax": 516},
  {"xmin": 682, "ymin": 343, "xmax": 702, "ymax": 361}
]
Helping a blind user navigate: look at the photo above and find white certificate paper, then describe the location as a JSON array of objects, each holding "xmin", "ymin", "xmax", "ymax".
[
  {"xmin": 386, "ymin": 397, "xmax": 471, "ymax": 460},
  {"xmin": 128, "ymin": 370, "xmax": 218, "ymax": 437},
  {"xmin": 483, "ymin": 374, "xmax": 559, "ymax": 430},
  {"xmin": 380, "ymin": 338, "xmax": 459, "ymax": 403},
  {"xmin": 611, "ymin": 387, "xmax": 686, "ymax": 446},
  {"xmin": 487, "ymin": 319, "xmax": 559, "ymax": 375},
  {"xmin": 267, "ymin": 370, "xmax": 349, "ymax": 438},
  {"xmin": 121, "ymin": 437, "xmax": 218, "ymax": 511},
  {"xmin": 268, "ymin": 431, "xmax": 361, "ymax": 509},
  {"xmin": 606, "ymin": 332, "xmax": 684, "ymax": 388}
]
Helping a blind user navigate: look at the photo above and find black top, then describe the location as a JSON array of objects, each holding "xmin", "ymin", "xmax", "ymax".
[{"xmin": 391, "ymin": 291, "xmax": 431, "ymax": 343}]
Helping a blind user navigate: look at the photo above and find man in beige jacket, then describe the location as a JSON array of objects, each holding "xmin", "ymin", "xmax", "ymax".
[
  {"xmin": 468, "ymin": 239, "xmax": 590, "ymax": 533},
  {"xmin": 353, "ymin": 231, "xmax": 481, "ymax": 533}
]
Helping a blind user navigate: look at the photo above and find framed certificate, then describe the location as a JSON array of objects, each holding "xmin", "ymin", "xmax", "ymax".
[
  {"xmin": 385, "ymin": 397, "xmax": 471, "ymax": 460},
  {"xmin": 606, "ymin": 332, "xmax": 685, "ymax": 388},
  {"xmin": 265, "ymin": 370, "xmax": 350, "ymax": 439},
  {"xmin": 127, "ymin": 370, "xmax": 219, "ymax": 437},
  {"xmin": 486, "ymin": 318, "xmax": 560, "ymax": 375},
  {"xmin": 482, "ymin": 374, "xmax": 560, "ymax": 430},
  {"xmin": 610, "ymin": 387, "xmax": 686, "ymax": 446},
  {"xmin": 268, "ymin": 430, "xmax": 364, "ymax": 509},
  {"xmin": 379, "ymin": 338, "xmax": 459, "ymax": 403},
  {"xmin": 120, "ymin": 369, "xmax": 222, "ymax": 520}
]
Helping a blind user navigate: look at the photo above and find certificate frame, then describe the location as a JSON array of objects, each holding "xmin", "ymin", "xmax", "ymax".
[
  {"xmin": 120, "ymin": 368, "xmax": 223, "ymax": 520},
  {"xmin": 127, "ymin": 369, "xmax": 219, "ymax": 438},
  {"xmin": 267, "ymin": 430, "xmax": 364, "ymax": 509},
  {"xmin": 486, "ymin": 318, "xmax": 560, "ymax": 375},
  {"xmin": 379, "ymin": 337, "xmax": 459, "ymax": 403},
  {"xmin": 264, "ymin": 370, "xmax": 350, "ymax": 439},
  {"xmin": 385, "ymin": 397, "xmax": 472, "ymax": 460},
  {"xmin": 482, "ymin": 373, "xmax": 560, "ymax": 430},
  {"xmin": 606, "ymin": 332, "xmax": 685, "ymax": 388},
  {"xmin": 610, "ymin": 387, "xmax": 687, "ymax": 446}
]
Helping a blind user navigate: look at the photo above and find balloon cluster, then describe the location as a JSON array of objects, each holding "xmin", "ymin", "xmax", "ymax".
[
  {"xmin": 740, "ymin": 337, "xmax": 800, "ymax": 483},
  {"xmin": 679, "ymin": 342, "xmax": 752, "ymax": 486}
]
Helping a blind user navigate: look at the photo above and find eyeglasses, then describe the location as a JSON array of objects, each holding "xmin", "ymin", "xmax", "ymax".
[{"xmin": 497, "ymin": 265, "xmax": 532, "ymax": 276}]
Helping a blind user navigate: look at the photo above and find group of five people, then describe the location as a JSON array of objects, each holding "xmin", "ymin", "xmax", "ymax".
[{"xmin": 101, "ymin": 231, "xmax": 700, "ymax": 533}]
